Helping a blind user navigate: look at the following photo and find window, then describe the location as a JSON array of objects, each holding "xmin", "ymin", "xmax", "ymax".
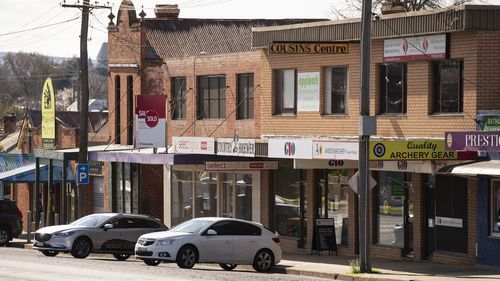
[
  {"xmin": 172, "ymin": 77, "xmax": 187, "ymax": 120},
  {"xmin": 237, "ymin": 73, "xmax": 254, "ymax": 119},
  {"xmin": 233, "ymin": 221, "xmax": 261, "ymax": 236},
  {"xmin": 275, "ymin": 166, "xmax": 306, "ymax": 240},
  {"xmin": 492, "ymin": 180, "xmax": 500, "ymax": 235},
  {"xmin": 0, "ymin": 201, "xmax": 11, "ymax": 213},
  {"xmin": 127, "ymin": 75, "xmax": 134, "ymax": 145},
  {"xmin": 432, "ymin": 59, "xmax": 463, "ymax": 114},
  {"xmin": 210, "ymin": 221, "xmax": 237, "ymax": 235},
  {"xmin": 171, "ymin": 171, "xmax": 193, "ymax": 226},
  {"xmin": 114, "ymin": 75, "xmax": 121, "ymax": 144},
  {"xmin": 274, "ymin": 69, "xmax": 296, "ymax": 114},
  {"xmin": 197, "ymin": 75, "xmax": 226, "ymax": 119},
  {"xmin": 379, "ymin": 63, "xmax": 407, "ymax": 114},
  {"xmin": 324, "ymin": 66, "xmax": 348, "ymax": 114}
]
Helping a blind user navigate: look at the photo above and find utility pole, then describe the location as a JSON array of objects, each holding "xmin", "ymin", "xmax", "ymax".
[{"xmin": 358, "ymin": 0, "xmax": 374, "ymax": 273}]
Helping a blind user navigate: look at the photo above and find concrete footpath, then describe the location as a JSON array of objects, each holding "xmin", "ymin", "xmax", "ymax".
[{"xmin": 9, "ymin": 237, "xmax": 500, "ymax": 281}]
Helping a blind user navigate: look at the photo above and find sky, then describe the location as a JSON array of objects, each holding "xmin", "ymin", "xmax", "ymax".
[{"xmin": 0, "ymin": 0, "xmax": 337, "ymax": 59}]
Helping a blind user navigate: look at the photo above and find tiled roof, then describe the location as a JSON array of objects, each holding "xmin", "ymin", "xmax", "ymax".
[
  {"xmin": 28, "ymin": 111, "xmax": 108, "ymax": 133},
  {"xmin": 144, "ymin": 18, "xmax": 325, "ymax": 59}
]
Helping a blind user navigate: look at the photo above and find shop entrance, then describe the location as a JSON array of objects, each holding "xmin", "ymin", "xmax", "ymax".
[{"xmin": 220, "ymin": 173, "xmax": 253, "ymax": 221}]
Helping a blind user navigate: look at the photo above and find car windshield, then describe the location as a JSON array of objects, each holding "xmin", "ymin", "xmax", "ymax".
[
  {"xmin": 171, "ymin": 219, "xmax": 212, "ymax": 233},
  {"xmin": 70, "ymin": 214, "xmax": 114, "ymax": 227}
]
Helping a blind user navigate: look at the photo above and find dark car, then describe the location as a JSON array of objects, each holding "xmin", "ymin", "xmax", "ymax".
[{"xmin": 0, "ymin": 199, "xmax": 23, "ymax": 246}]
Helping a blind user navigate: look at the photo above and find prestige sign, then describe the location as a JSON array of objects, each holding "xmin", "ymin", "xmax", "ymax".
[
  {"xmin": 216, "ymin": 138, "xmax": 255, "ymax": 157},
  {"xmin": 268, "ymin": 42, "xmax": 349, "ymax": 55},
  {"xmin": 445, "ymin": 131, "xmax": 500, "ymax": 151},
  {"xmin": 205, "ymin": 161, "xmax": 278, "ymax": 171},
  {"xmin": 370, "ymin": 139, "xmax": 460, "ymax": 160}
]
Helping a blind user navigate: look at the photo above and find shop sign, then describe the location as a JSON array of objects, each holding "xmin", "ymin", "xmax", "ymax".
[
  {"xmin": 384, "ymin": 34, "xmax": 446, "ymax": 62},
  {"xmin": 216, "ymin": 138, "xmax": 255, "ymax": 157},
  {"xmin": 297, "ymin": 72, "xmax": 320, "ymax": 112},
  {"xmin": 484, "ymin": 116, "xmax": 500, "ymax": 131},
  {"xmin": 312, "ymin": 140, "xmax": 358, "ymax": 160},
  {"xmin": 173, "ymin": 136, "xmax": 214, "ymax": 154},
  {"xmin": 369, "ymin": 160, "xmax": 436, "ymax": 173},
  {"xmin": 268, "ymin": 42, "xmax": 349, "ymax": 55},
  {"xmin": 435, "ymin": 216, "xmax": 463, "ymax": 228},
  {"xmin": 205, "ymin": 161, "xmax": 278, "ymax": 171},
  {"xmin": 135, "ymin": 95, "xmax": 166, "ymax": 148},
  {"xmin": 88, "ymin": 161, "xmax": 103, "ymax": 175},
  {"xmin": 445, "ymin": 131, "xmax": 500, "ymax": 151},
  {"xmin": 41, "ymin": 78, "xmax": 55, "ymax": 149},
  {"xmin": 369, "ymin": 139, "xmax": 462, "ymax": 161},
  {"xmin": 293, "ymin": 159, "xmax": 358, "ymax": 169},
  {"xmin": 268, "ymin": 139, "xmax": 313, "ymax": 159},
  {"xmin": 389, "ymin": 178, "xmax": 406, "ymax": 197}
]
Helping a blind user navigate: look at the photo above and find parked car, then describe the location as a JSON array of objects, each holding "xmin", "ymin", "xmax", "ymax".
[
  {"xmin": 33, "ymin": 213, "xmax": 167, "ymax": 259},
  {"xmin": 135, "ymin": 217, "xmax": 281, "ymax": 272},
  {"xmin": 0, "ymin": 199, "xmax": 23, "ymax": 246}
]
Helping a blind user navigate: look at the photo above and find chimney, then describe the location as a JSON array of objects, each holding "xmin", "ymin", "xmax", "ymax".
[
  {"xmin": 3, "ymin": 114, "xmax": 17, "ymax": 135},
  {"xmin": 380, "ymin": 0, "xmax": 406, "ymax": 15},
  {"xmin": 155, "ymin": 4, "xmax": 180, "ymax": 19}
]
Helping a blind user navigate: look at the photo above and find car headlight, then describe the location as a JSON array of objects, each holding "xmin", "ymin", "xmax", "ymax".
[
  {"xmin": 156, "ymin": 239, "xmax": 175, "ymax": 246},
  {"xmin": 54, "ymin": 231, "xmax": 75, "ymax": 237}
]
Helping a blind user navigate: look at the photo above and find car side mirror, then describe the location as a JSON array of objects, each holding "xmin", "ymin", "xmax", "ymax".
[
  {"xmin": 206, "ymin": 229, "xmax": 217, "ymax": 236},
  {"xmin": 103, "ymin": 223, "xmax": 113, "ymax": 231}
]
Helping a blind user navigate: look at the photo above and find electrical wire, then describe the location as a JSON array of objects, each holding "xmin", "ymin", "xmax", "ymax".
[{"xmin": 0, "ymin": 16, "xmax": 80, "ymax": 37}]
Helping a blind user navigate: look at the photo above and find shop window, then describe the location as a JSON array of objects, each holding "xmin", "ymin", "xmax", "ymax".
[
  {"xmin": 274, "ymin": 69, "xmax": 296, "ymax": 115},
  {"xmin": 324, "ymin": 66, "xmax": 348, "ymax": 114},
  {"xmin": 235, "ymin": 174, "xmax": 252, "ymax": 221},
  {"xmin": 114, "ymin": 75, "xmax": 121, "ymax": 144},
  {"xmin": 379, "ymin": 63, "xmax": 407, "ymax": 114},
  {"xmin": 197, "ymin": 75, "xmax": 226, "ymax": 119},
  {"xmin": 171, "ymin": 77, "xmax": 187, "ymax": 120},
  {"xmin": 194, "ymin": 172, "xmax": 218, "ymax": 217},
  {"xmin": 237, "ymin": 73, "xmax": 254, "ymax": 119},
  {"xmin": 113, "ymin": 163, "xmax": 139, "ymax": 214},
  {"xmin": 492, "ymin": 180, "xmax": 500, "ymax": 235},
  {"xmin": 432, "ymin": 59, "xmax": 463, "ymax": 114},
  {"xmin": 126, "ymin": 75, "xmax": 134, "ymax": 145},
  {"xmin": 171, "ymin": 171, "xmax": 193, "ymax": 226}
]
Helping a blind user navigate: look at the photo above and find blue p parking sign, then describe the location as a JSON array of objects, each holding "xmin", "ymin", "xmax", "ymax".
[{"xmin": 77, "ymin": 163, "xmax": 89, "ymax": 185}]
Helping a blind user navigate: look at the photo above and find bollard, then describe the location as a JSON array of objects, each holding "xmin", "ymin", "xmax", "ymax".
[
  {"xmin": 40, "ymin": 212, "xmax": 45, "ymax": 228},
  {"xmin": 54, "ymin": 213, "xmax": 59, "ymax": 225},
  {"xmin": 27, "ymin": 211, "xmax": 32, "ymax": 243}
]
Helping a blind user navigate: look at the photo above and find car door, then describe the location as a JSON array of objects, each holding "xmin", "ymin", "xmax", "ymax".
[
  {"xmin": 231, "ymin": 221, "xmax": 261, "ymax": 263},
  {"xmin": 197, "ymin": 220, "xmax": 235, "ymax": 263},
  {"xmin": 115, "ymin": 217, "xmax": 148, "ymax": 252},
  {"xmin": 97, "ymin": 218, "xmax": 129, "ymax": 252}
]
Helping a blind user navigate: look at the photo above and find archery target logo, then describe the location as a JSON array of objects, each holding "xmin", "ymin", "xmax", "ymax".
[{"xmin": 373, "ymin": 143, "xmax": 386, "ymax": 158}]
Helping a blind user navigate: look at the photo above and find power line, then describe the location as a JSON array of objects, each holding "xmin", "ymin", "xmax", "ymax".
[{"xmin": 0, "ymin": 16, "xmax": 80, "ymax": 37}]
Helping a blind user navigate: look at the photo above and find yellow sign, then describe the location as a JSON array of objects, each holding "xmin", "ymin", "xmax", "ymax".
[
  {"xmin": 369, "ymin": 139, "xmax": 458, "ymax": 160},
  {"xmin": 41, "ymin": 77, "xmax": 55, "ymax": 149},
  {"xmin": 268, "ymin": 43, "xmax": 349, "ymax": 55}
]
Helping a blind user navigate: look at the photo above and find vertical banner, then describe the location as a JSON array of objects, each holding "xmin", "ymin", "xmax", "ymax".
[
  {"xmin": 297, "ymin": 72, "xmax": 320, "ymax": 112},
  {"xmin": 41, "ymin": 78, "xmax": 55, "ymax": 149},
  {"xmin": 135, "ymin": 95, "xmax": 166, "ymax": 148}
]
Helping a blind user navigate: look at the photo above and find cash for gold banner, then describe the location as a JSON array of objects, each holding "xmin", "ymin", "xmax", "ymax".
[
  {"xmin": 268, "ymin": 42, "xmax": 349, "ymax": 54},
  {"xmin": 369, "ymin": 140, "xmax": 457, "ymax": 160},
  {"xmin": 41, "ymin": 77, "xmax": 55, "ymax": 149}
]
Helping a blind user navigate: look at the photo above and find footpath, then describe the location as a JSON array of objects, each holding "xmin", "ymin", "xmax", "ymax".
[{"xmin": 9, "ymin": 237, "xmax": 500, "ymax": 281}]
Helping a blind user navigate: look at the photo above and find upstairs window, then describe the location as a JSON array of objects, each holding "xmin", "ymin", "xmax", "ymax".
[
  {"xmin": 114, "ymin": 75, "xmax": 121, "ymax": 144},
  {"xmin": 379, "ymin": 63, "xmax": 407, "ymax": 114},
  {"xmin": 274, "ymin": 69, "xmax": 296, "ymax": 115},
  {"xmin": 237, "ymin": 73, "xmax": 254, "ymax": 120},
  {"xmin": 171, "ymin": 77, "xmax": 187, "ymax": 120},
  {"xmin": 432, "ymin": 59, "xmax": 463, "ymax": 114},
  {"xmin": 324, "ymin": 66, "xmax": 348, "ymax": 114},
  {"xmin": 197, "ymin": 75, "xmax": 226, "ymax": 119}
]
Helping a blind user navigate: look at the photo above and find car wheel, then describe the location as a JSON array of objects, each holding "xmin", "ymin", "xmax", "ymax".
[
  {"xmin": 71, "ymin": 237, "xmax": 91, "ymax": 259},
  {"xmin": 143, "ymin": 259, "xmax": 161, "ymax": 266},
  {"xmin": 219, "ymin": 263, "xmax": 237, "ymax": 271},
  {"xmin": 0, "ymin": 227, "xmax": 10, "ymax": 246},
  {"xmin": 41, "ymin": 250, "xmax": 59, "ymax": 257},
  {"xmin": 113, "ymin": 254, "xmax": 130, "ymax": 261},
  {"xmin": 252, "ymin": 249, "xmax": 274, "ymax": 272},
  {"xmin": 176, "ymin": 245, "xmax": 197, "ymax": 269}
]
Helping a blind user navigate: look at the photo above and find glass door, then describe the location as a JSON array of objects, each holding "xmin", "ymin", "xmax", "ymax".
[{"xmin": 220, "ymin": 173, "xmax": 234, "ymax": 218}]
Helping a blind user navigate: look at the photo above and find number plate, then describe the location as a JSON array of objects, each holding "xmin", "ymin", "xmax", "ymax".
[{"xmin": 138, "ymin": 247, "xmax": 147, "ymax": 252}]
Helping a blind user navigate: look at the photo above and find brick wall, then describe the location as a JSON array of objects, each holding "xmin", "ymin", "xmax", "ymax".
[
  {"xmin": 140, "ymin": 164, "xmax": 164, "ymax": 221},
  {"xmin": 476, "ymin": 32, "xmax": 500, "ymax": 111}
]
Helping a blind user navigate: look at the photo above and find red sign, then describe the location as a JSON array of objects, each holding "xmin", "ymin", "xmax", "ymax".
[{"xmin": 135, "ymin": 95, "xmax": 166, "ymax": 148}]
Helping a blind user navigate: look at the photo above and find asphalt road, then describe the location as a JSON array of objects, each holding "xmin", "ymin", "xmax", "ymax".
[{"xmin": 0, "ymin": 247, "xmax": 328, "ymax": 281}]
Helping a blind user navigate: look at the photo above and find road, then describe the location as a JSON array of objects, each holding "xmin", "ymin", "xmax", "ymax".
[{"xmin": 0, "ymin": 247, "xmax": 328, "ymax": 281}]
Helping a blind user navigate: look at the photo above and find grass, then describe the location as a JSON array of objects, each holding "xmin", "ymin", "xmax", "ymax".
[{"xmin": 348, "ymin": 258, "xmax": 382, "ymax": 274}]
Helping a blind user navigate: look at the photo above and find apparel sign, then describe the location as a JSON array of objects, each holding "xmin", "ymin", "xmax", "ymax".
[
  {"xmin": 369, "ymin": 139, "xmax": 460, "ymax": 160},
  {"xmin": 216, "ymin": 138, "xmax": 255, "ymax": 157},
  {"xmin": 268, "ymin": 42, "xmax": 349, "ymax": 55},
  {"xmin": 173, "ymin": 136, "xmax": 214, "ymax": 154},
  {"xmin": 268, "ymin": 139, "xmax": 313, "ymax": 159},
  {"xmin": 205, "ymin": 161, "xmax": 278, "ymax": 171},
  {"xmin": 297, "ymin": 72, "xmax": 320, "ymax": 112},
  {"xmin": 41, "ymin": 78, "xmax": 55, "ymax": 149},
  {"xmin": 312, "ymin": 140, "xmax": 358, "ymax": 160},
  {"xmin": 384, "ymin": 34, "xmax": 446, "ymax": 62},
  {"xmin": 135, "ymin": 95, "xmax": 166, "ymax": 148},
  {"xmin": 445, "ymin": 131, "xmax": 500, "ymax": 151}
]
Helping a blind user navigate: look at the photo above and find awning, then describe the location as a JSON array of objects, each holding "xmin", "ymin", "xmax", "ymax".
[
  {"xmin": 0, "ymin": 164, "xmax": 75, "ymax": 183},
  {"xmin": 439, "ymin": 160, "xmax": 500, "ymax": 176}
]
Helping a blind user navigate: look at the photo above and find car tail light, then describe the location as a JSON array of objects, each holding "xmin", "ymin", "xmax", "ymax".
[
  {"xmin": 272, "ymin": 237, "xmax": 280, "ymax": 244},
  {"xmin": 17, "ymin": 209, "xmax": 23, "ymax": 220}
]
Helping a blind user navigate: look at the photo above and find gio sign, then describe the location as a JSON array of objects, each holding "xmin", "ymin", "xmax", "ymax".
[{"xmin": 77, "ymin": 163, "xmax": 89, "ymax": 185}]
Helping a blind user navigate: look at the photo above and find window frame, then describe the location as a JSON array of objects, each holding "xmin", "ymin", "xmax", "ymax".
[
  {"xmin": 171, "ymin": 77, "xmax": 187, "ymax": 120},
  {"xmin": 324, "ymin": 66, "xmax": 348, "ymax": 115},
  {"xmin": 236, "ymin": 73, "xmax": 254, "ymax": 120},
  {"xmin": 379, "ymin": 63, "xmax": 407, "ymax": 115},
  {"xmin": 274, "ymin": 68, "xmax": 297, "ymax": 115},
  {"xmin": 431, "ymin": 59, "xmax": 464, "ymax": 114},
  {"xmin": 491, "ymin": 180, "xmax": 500, "ymax": 237},
  {"xmin": 197, "ymin": 75, "xmax": 226, "ymax": 119}
]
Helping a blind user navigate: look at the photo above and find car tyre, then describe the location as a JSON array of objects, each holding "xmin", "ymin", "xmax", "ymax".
[
  {"xmin": 176, "ymin": 245, "xmax": 197, "ymax": 269},
  {"xmin": 113, "ymin": 253, "xmax": 130, "ymax": 261},
  {"xmin": 0, "ymin": 227, "xmax": 10, "ymax": 246},
  {"xmin": 252, "ymin": 249, "xmax": 274, "ymax": 272},
  {"xmin": 71, "ymin": 237, "xmax": 91, "ymax": 259},
  {"xmin": 219, "ymin": 263, "xmax": 237, "ymax": 271},
  {"xmin": 41, "ymin": 250, "xmax": 59, "ymax": 257},
  {"xmin": 143, "ymin": 259, "xmax": 161, "ymax": 266}
]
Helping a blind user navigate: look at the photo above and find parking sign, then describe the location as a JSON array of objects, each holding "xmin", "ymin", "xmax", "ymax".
[{"xmin": 77, "ymin": 163, "xmax": 89, "ymax": 185}]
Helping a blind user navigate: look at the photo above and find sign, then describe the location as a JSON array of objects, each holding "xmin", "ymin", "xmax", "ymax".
[
  {"xmin": 268, "ymin": 139, "xmax": 313, "ymax": 159},
  {"xmin": 205, "ymin": 161, "xmax": 278, "ymax": 171},
  {"xmin": 294, "ymin": 159, "xmax": 358, "ymax": 169},
  {"xmin": 268, "ymin": 42, "xmax": 349, "ymax": 55},
  {"xmin": 370, "ymin": 160, "xmax": 438, "ymax": 173},
  {"xmin": 76, "ymin": 163, "xmax": 89, "ymax": 185},
  {"xmin": 389, "ymin": 177, "xmax": 406, "ymax": 197},
  {"xmin": 297, "ymin": 72, "xmax": 320, "ymax": 112},
  {"xmin": 173, "ymin": 136, "xmax": 214, "ymax": 154},
  {"xmin": 484, "ymin": 117, "xmax": 500, "ymax": 131},
  {"xmin": 369, "ymin": 139, "xmax": 464, "ymax": 160},
  {"xmin": 384, "ymin": 34, "xmax": 446, "ymax": 62},
  {"xmin": 312, "ymin": 140, "xmax": 358, "ymax": 160},
  {"xmin": 41, "ymin": 78, "xmax": 55, "ymax": 149},
  {"xmin": 445, "ymin": 131, "xmax": 500, "ymax": 151},
  {"xmin": 435, "ymin": 216, "xmax": 463, "ymax": 228},
  {"xmin": 216, "ymin": 138, "xmax": 255, "ymax": 157},
  {"xmin": 135, "ymin": 95, "xmax": 166, "ymax": 148},
  {"xmin": 311, "ymin": 218, "xmax": 337, "ymax": 254},
  {"xmin": 348, "ymin": 170, "xmax": 377, "ymax": 194},
  {"xmin": 88, "ymin": 161, "xmax": 103, "ymax": 175}
]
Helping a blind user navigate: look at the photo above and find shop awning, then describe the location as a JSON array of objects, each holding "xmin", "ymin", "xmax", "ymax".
[
  {"xmin": 439, "ymin": 160, "xmax": 500, "ymax": 176},
  {"xmin": 0, "ymin": 164, "xmax": 75, "ymax": 183}
]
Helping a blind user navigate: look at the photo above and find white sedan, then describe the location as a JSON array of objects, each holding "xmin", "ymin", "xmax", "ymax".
[{"xmin": 135, "ymin": 217, "xmax": 281, "ymax": 272}]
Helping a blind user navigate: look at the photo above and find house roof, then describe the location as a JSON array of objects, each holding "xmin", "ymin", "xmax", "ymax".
[{"xmin": 27, "ymin": 110, "xmax": 108, "ymax": 133}]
